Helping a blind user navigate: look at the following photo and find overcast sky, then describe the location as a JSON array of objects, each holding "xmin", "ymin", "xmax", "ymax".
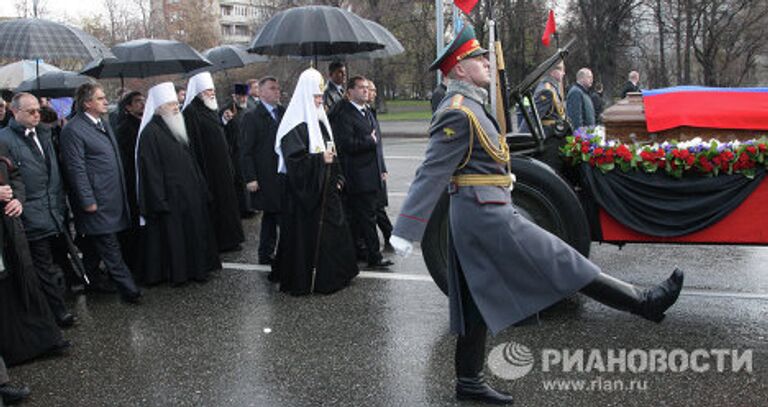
[{"xmin": 0, "ymin": 0, "xmax": 106, "ymax": 24}]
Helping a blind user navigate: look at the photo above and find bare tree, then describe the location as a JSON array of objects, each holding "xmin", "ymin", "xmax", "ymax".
[{"xmin": 14, "ymin": 0, "xmax": 49, "ymax": 18}]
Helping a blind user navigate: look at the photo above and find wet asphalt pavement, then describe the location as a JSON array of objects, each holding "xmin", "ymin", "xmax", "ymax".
[{"xmin": 7, "ymin": 138, "xmax": 767, "ymax": 406}]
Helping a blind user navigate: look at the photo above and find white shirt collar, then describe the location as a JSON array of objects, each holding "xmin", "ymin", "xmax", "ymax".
[
  {"xmin": 261, "ymin": 101, "xmax": 276, "ymax": 112},
  {"xmin": 84, "ymin": 112, "xmax": 101, "ymax": 125},
  {"xmin": 351, "ymin": 101, "xmax": 367, "ymax": 114}
]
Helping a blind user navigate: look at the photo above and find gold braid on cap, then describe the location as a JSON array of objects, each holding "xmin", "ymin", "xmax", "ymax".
[{"xmin": 319, "ymin": 76, "xmax": 326, "ymax": 93}]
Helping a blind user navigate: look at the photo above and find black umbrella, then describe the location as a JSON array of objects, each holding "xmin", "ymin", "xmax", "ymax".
[
  {"xmin": 349, "ymin": 20, "xmax": 404, "ymax": 60},
  {"xmin": 81, "ymin": 39, "xmax": 212, "ymax": 83},
  {"xmin": 199, "ymin": 44, "xmax": 268, "ymax": 73},
  {"xmin": 310, "ymin": 19, "xmax": 405, "ymax": 61},
  {"xmin": 248, "ymin": 5, "xmax": 385, "ymax": 57},
  {"xmin": 0, "ymin": 18, "xmax": 114, "ymax": 61},
  {"xmin": 15, "ymin": 70, "xmax": 95, "ymax": 98}
]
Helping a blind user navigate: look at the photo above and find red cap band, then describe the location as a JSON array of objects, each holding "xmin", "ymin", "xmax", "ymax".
[{"xmin": 439, "ymin": 39, "xmax": 481, "ymax": 76}]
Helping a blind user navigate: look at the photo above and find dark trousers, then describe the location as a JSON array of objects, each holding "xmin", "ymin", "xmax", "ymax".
[
  {"xmin": 349, "ymin": 192, "xmax": 382, "ymax": 264},
  {"xmin": 0, "ymin": 356, "xmax": 8, "ymax": 384},
  {"xmin": 375, "ymin": 205, "xmax": 393, "ymax": 242},
  {"xmin": 82, "ymin": 233, "xmax": 139, "ymax": 296},
  {"xmin": 455, "ymin": 264, "xmax": 488, "ymax": 378},
  {"xmin": 118, "ymin": 226, "xmax": 143, "ymax": 277},
  {"xmin": 27, "ymin": 236, "xmax": 68, "ymax": 317},
  {"xmin": 258, "ymin": 211, "xmax": 279, "ymax": 261}
]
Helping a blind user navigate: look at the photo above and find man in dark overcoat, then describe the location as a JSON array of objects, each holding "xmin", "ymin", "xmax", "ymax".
[
  {"xmin": 241, "ymin": 77, "xmax": 285, "ymax": 264},
  {"xmin": 323, "ymin": 61, "xmax": 346, "ymax": 113},
  {"xmin": 566, "ymin": 67, "xmax": 596, "ymax": 130},
  {"xmin": 389, "ymin": 25, "xmax": 684, "ymax": 405},
  {"xmin": 114, "ymin": 91, "xmax": 145, "ymax": 275},
  {"xmin": 0, "ymin": 93, "xmax": 75, "ymax": 326},
  {"xmin": 60, "ymin": 83, "xmax": 141, "ymax": 304}
]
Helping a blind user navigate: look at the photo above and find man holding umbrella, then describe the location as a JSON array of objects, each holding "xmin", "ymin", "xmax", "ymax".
[
  {"xmin": 0, "ymin": 92, "xmax": 76, "ymax": 327},
  {"xmin": 182, "ymin": 72, "xmax": 244, "ymax": 253}
]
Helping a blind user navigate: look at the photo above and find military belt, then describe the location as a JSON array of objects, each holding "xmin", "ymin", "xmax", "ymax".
[{"xmin": 451, "ymin": 174, "xmax": 514, "ymax": 187}]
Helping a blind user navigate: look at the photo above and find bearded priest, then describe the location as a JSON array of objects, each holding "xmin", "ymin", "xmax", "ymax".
[
  {"xmin": 182, "ymin": 72, "xmax": 245, "ymax": 252},
  {"xmin": 136, "ymin": 82, "xmax": 221, "ymax": 285}
]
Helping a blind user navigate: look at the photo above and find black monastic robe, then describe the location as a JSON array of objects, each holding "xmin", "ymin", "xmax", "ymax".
[
  {"xmin": 184, "ymin": 98, "xmax": 245, "ymax": 251},
  {"xmin": 115, "ymin": 113, "xmax": 143, "ymax": 275},
  {"xmin": 273, "ymin": 122, "xmax": 359, "ymax": 295},
  {"xmin": 0, "ymin": 151, "xmax": 63, "ymax": 365},
  {"xmin": 137, "ymin": 116, "xmax": 221, "ymax": 285}
]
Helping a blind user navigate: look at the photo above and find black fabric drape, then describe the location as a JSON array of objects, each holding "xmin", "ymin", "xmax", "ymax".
[{"xmin": 580, "ymin": 164, "xmax": 766, "ymax": 237}]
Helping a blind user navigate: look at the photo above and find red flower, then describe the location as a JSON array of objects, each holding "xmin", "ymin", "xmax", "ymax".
[
  {"xmin": 686, "ymin": 156, "xmax": 695, "ymax": 166},
  {"xmin": 759, "ymin": 143, "xmax": 766, "ymax": 152},
  {"xmin": 747, "ymin": 146, "xmax": 757, "ymax": 155},
  {"xmin": 594, "ymin": 147, "xmax": 604, "ymax": 156},
  {"xmin": 581, "ymin": 145, "xmax": 589, "ymax": 153}
]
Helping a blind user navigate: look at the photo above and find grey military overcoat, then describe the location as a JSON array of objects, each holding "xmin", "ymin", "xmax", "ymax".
[{"xmin": 393, "ymin": 87, "xmax": 599, "ymax": 335}]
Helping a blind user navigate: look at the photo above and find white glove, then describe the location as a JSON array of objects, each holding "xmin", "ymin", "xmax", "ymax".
[{"xmin": 389, "ymin": 235, "xmax": 413, "ymax": 258}]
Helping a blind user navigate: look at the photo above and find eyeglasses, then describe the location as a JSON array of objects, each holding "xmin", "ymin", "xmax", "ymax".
[{"xmin": 23, "ymin": 108, "xmax": 41, "ymax": 115}]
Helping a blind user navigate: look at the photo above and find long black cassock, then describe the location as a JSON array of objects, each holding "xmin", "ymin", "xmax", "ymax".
[
  {"xmin": 0, "ymin": 148, "xmax": 63, "ymax": 366},
  {"xmin": 273, "ymin": 122, "xmax": 359, "ymax": 295},
  {"xmin": 137, "ymin": 116, "xmax": 221, "ymax": 285},
  {"xmin": 183, "ymin": 98, "xmax": 245, "ymax": 252}
]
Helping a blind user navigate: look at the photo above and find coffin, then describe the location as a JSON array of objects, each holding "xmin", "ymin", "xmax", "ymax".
[{"xmin": 602, "ymin": 92, "xmax": 765, "ymax": 143}]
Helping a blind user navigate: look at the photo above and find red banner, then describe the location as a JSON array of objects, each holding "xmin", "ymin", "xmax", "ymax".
[
  {"xmin": 541, "ymin": 10, "xmax": 556, "ymax": 47},
  {"xmin": 454, "ymin": 0, "xmax": 479, "ymax": 14}
]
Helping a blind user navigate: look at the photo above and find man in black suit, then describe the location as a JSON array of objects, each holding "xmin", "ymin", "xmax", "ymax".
[
  {"xmin": 323, "ymin": 61, "xmax": 346, "ymax": 114},
  {"xmin": 241, "ymin": 77, "xmax": 285, "ymax": 265},
  {"xmin": 332, "ymin": 76, "xmax": 393, "ymax": 269}
]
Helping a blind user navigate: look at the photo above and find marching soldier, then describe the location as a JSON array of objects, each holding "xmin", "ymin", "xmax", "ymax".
[{"xmin": 388, "ymin": 25, "xmax": 684, "ymax": 405}]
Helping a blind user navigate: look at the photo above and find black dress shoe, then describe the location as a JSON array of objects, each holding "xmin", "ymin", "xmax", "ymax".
[
  {"xmin": 456, "ymin": 375, "xmax": 514, "ymax": 405},
  {"xmin": 85, "ymin": 279, "xmax": 118, "ymax": 294},
  {"xmin": 56, "ymin": 312, "xmax": 77, "ymax": 328},
  {"xmin": 367, "ymin": 259, "xmax": 394, "ymax": 269},
  {"xmin": 45, "ymin": 339, "xmax": 72, "ymax": 357},
  {"xmin": 382, "ymin": 242, "xmax": 395, "ymax": 253},
  {"xmin": 0, "ymin": 383, "xmax": 31, "ymax": 404},
  {"xmin": 121, "ymin": 290, "xmax": 143, "ymax": 304}
]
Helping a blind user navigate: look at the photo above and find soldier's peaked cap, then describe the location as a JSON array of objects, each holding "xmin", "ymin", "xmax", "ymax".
[{"xmin": 429, "ymin": 24, "xmax": 488, "ymax": 76}]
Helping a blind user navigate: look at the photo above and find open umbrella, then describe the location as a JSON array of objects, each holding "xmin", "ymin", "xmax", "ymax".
[
  {"xmin": 0, "ymin": 18, "xmax": 114, "ymax": 61},
  {"xmin": 15, "ymin": 70, "xmax": 95, "ymax": 98},
  {"xmin": 247, "ymin": 5, "xmax": 384, "ymax": 57},
  {"xmin": 0, "ymin": 60, "xmax": 60, "ymax": 89},
  {"xmin": 81, "ymin": 39, "xmax": 212, "ymax": 86},
  {"xmin": 308, "ymin": 19, "xmax": 405, "ymax": 61},
  {"xmin": 349, "ymin": 20, "xmax": 404, "ymax": 60},
  {"xmin": 199, "ymin": 44, "xmax": 268, "ymax": 73}
]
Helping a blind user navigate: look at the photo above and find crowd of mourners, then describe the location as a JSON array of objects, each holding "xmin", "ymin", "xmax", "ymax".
[{"xmin": 0, "ymin": 61, "xmax": 393, "ymax": 404}]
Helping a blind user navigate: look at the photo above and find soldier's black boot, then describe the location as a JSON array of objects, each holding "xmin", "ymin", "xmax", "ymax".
[
  {"xmin": 455, "ymin": 311, "xmax": 514, "ymax": 405},
  {"xmin": 456, "ymin": 373, "xmax": 515, "ymax": 405},
  {"xmin": 581, "ymin": 268, "xmax": 684, "ymax": 323}
]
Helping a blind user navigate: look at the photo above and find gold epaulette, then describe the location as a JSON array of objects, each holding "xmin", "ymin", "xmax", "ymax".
[{"xmin": 450, "ymin": 94, "xmax": 464, "ymax": 109}]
